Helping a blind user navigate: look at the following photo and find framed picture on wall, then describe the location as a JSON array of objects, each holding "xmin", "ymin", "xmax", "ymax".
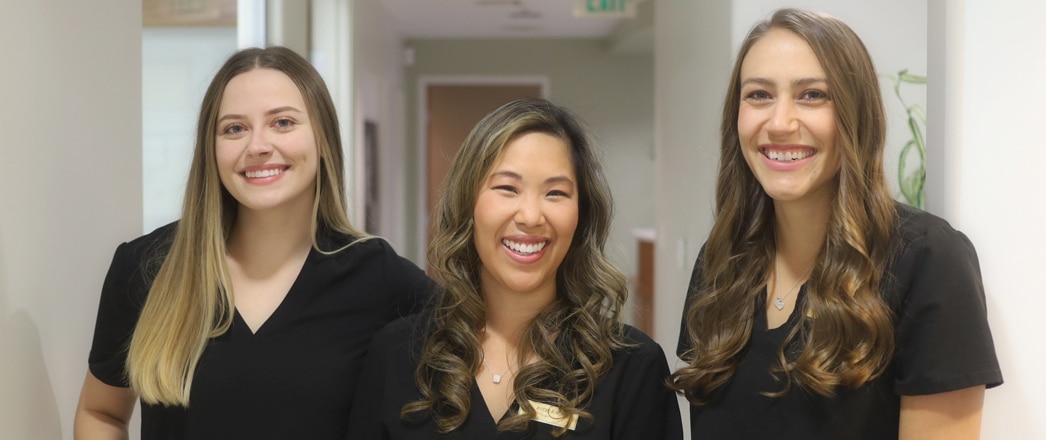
[
  {"xmin": 143, "ymin": 0, "xmax": 237, "ymax": 27},
  {"xmin": 364, "ymin": 120, "xmax": 380, "ymax": 234}
]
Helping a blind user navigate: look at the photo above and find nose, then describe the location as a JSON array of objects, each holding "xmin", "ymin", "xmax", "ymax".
[
  {"xmin": 245, "ymin": 130, "xmax": 273, "ymax": 157},
  {"xmin": 514, "ymin": 194, "xmax": 545, "ymax": 228},
  {"xmin": 767, "ymin": 100, "xmax": 799, "ymax": 136}
]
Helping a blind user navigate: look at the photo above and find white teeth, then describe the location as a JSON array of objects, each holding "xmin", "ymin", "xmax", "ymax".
[
  {"xmin": 245, "ymin": 168, "xmax": 282, "ymax": 178},
  {"xmin": 502, "ymin": 239, "xmax": 546, "ymax": 255},
  {"xmin": 766, "ymin": 150, "xmax": 814, "ymax": 162}
]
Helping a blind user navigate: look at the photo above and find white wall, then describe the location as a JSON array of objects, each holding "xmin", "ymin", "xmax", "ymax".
[
  {"xmin": 933, "ymin": 0, "xmax": 1046, "ymax": 437},
  {"xmin": 353, "ymin": 0, "xmax": 410, "ymax": 251},
  {"xmin": 0, "ymin": 0, "xmax": 141, "ymax": 438},
  {"xmin": 653, "ymin": 1, "xmax": 733, "ymax": 430},
  {"xmin": 142, "ymin": 27, "xmax": 238, "ymax": 232}
]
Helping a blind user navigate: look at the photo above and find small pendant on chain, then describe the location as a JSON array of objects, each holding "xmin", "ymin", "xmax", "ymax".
[
  {"xmin": 773, "ymin": 297, "xmax": 785, "ymax": 310},
  {"xmin": 492, "ymin": 374, "xmax": 502, "ymax": 384}
]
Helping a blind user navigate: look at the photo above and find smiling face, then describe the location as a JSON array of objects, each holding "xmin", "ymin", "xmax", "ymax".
[
  {"xmin": 738, "ymin": 28, "xmax": 841, "ymax": 207},
  {"xmin": 215, "ymin": 68, "xmax": 318, "ymax": 215},
  {"xmin": 473, "ymin": 131, "xmax": 579, "ymax": 303}
]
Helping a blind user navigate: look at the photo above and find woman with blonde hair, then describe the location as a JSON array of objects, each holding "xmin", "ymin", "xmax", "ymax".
[
  {"xmin": 347, "ymin": 97, "xmax": 682, "ymax": 439},
  {"xmin": 670, "ymin": 8, "xmax": 1001, "ymax": 439},
  {"xmin": 74, "ymin": 46, "xmax": 432, "ymax": 439}
]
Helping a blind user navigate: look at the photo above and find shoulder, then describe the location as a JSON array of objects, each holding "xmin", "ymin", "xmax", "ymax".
[
  {"xmin": 889, "ymin": 204, "xmax": 980, "ymax": 277},
  {"xmin": 315, "ymin": 233, "xmax": 416, "ymax": 269},
  {"xmin": 894, "ymin": 203, "xmax": 968, "ymax": 245},
  {"xmin": 106, "ymin": 222, "xmax": 178, "ymax": 283},
  {"xmin": 368, "ymin": 313, "xmax": 429, "ymax": 360},
  {"xmin": 615, "ymin": 325, "xmax": 669, "ymax": 362},
  {"xmin": 119, "ymin": 221, "xmax": 178, "ymax": 260}
]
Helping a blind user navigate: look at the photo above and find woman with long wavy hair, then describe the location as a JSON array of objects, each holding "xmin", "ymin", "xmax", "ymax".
[
  {"xmin": 347, "ymin": 97, "xmax": 682, "ymax": 439},
  {"xmin": 74, "ymin": 46, "xmax": 433, "ymax": 439},
  {"xmin": 669, "ymin": 8, "xmax": 1001, "ymax": 440}
]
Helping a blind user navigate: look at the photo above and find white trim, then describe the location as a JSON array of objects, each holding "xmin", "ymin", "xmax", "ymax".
[
  {"xmin": 237, "ymin": 0, "xmax": 266, "ymax": 48},
  {"xmin": 310, "ymin": 0, "xmax": 358, "ymax": 227},
  {"xmin": 414, "ymin": 75, "xmax": 550, "ymax": 267}
]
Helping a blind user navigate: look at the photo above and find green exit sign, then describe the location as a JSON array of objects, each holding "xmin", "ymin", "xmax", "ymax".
[{"xmin": 574, "ymin": 0, "xmax": 637, "ymax": 18}]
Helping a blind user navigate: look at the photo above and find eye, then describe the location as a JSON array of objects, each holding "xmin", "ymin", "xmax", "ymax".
[
  {"xmin": 798, "ymin": 89, "xmax": 830, "ymax": 103},
  {"xmin": 546, "ymin": 189, "xmax": 571, "ymax": 198},
  {"xmin": 493, "ymin": 185, "xmax": 518, "ymax": 194},
  {"xmin": 743, "ymin": 89, "xmax": 773, "ymax": 103},
  {"xmin": 273, "ymin": 118, "xmax": 296, "ymax": 130},
  {"xmin": 221, "ymin": 123, "xmax": 246, "ymax": 136}
]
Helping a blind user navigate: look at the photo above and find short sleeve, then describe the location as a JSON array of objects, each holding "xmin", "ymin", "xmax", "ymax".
[
  {"xmin": 890, "ymin": 223, "xmax": 1003, "ymax": 395},
  {"xmin": 87, "ymin": 241, "xmax": 151, "ymax": 387}
]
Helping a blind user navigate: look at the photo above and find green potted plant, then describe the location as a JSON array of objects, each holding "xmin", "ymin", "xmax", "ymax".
[{"xmin": 884, "ymin": 69, "xmax": 926, "ymax": 209}]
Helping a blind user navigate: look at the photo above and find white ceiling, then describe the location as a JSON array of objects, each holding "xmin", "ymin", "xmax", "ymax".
[{"xmin": 380, "ymin": 0, "xmax": 633, "ymax": 39}]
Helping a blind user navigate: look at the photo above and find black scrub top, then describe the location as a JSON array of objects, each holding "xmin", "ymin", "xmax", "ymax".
[
  {"xmin": 348, "ymin": 314, "xmax": 683, "ymax": 439},
  {"xmin": 676, "ymin": 203, "xmax": 1003, "ymax": 440},
  {"xmin": 87, "ymin": 222, "xmax": 435, "ymax": 439}
]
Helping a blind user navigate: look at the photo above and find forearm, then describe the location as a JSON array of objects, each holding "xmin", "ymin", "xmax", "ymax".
[
  {"xmin": 74, "ymin": 409, "xmax": 130, "ymax": 440},
  {"xmin": 899, "ymin": 386, "xmax": 986, "ymax": 440},
  {"xmin": 74, "ymin": 371, "xmax": 136, "ymax": 440}
]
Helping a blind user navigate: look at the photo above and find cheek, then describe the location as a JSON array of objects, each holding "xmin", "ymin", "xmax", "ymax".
[
  {"xmin": 736, "ymin": 107, "xmax": 762, "ymax": 145},
  {"xmin": 472, "ymin": 194, "xmax": 502, "ymax": 237},
  {"xmin": 555, "ymin": 204, "xmax": 580, "ymax": 243}
]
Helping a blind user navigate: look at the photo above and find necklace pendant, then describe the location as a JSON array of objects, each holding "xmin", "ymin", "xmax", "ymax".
[
  {"xmin": 773, "ymin": 297, "xmax": 786, "ymax": 311},
  {"xmin": 492, "ymin": 374, "xmax": 502, "ymax": 384}
]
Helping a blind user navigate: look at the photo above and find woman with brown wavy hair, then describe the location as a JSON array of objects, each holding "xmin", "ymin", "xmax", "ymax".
[
  {"xmin": 669, "ymin": 8, "xmax": 1001, "ymax": 440},
  {"xmin": 347, "ymin": 97, "xmax": 682, "ymax": 439},
  {"xmin": 74, "ymin": 46, "xmax": 433, "ymax": 439}
]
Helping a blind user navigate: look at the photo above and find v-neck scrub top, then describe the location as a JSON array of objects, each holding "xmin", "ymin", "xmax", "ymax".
[
  {"xmin": 347, "ymin": 314, "xmax": 684, "ymax": 439},
  {"xmin": 676, "ymin": 203, "xmax": 1003, "ymax": 440},
  {"xmin": 87, "ymin": 223, "xmax": 435, "ymax": 439}
]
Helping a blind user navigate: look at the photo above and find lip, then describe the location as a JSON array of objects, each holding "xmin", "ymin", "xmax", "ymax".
[
  {"xmin": 758, "ymin": 144, "xmax": 816, "ymax": 171},
  {"xmin": 501, "ymin": 235, "xmax": 550, "ymax": 264}
]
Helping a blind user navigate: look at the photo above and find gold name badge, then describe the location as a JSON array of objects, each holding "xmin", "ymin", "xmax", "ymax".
[{"xmin": 521, "ymin": 400, "xmax": 578, "ymax": 431}]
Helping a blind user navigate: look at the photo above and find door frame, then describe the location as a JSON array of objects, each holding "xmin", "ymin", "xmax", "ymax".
[{"xmin": 414, "ymin": 75, "xmax": 550, "ymax": 267}]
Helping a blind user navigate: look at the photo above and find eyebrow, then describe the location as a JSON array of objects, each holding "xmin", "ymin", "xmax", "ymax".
[
  {"xmin": 217, "ymin": 106, "xmax": 305, "ymax": 123},
  {"xmin": 490, "ymin": 170, "xmax": 576, "ymax": 186},
  {"xmin": 740, "ymin": 77, "xmax": 828, "ymax": 88}
]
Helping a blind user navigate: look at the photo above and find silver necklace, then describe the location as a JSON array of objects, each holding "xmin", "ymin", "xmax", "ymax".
[
  {"xmin": 480, "ymin": 352, "xmax": 516, "ymax": 384},
  {"xmin": 772, "ymin": 256, "xmax": 812, "ymax": 311},
  {"xmin": 480, "ymin": 327, "xmax": 517, "ymax": 384}
]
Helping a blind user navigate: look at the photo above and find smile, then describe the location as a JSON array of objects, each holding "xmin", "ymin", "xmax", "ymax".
[
  {"xmin": 762, "ymin": 148, "xmax": 814, "ymax": 162},
  {"xmin": 502, "ymin": 239, "xmax": 547, "ymax": 255},
  {"xmin": 244, "ymin": 168, "xmax": 284, "ymax": 178}
]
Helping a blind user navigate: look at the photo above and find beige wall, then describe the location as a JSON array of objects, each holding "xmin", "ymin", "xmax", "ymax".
[
  {"xmin": 403, "ymin": 39, "xmax": 655, "ymax": 294},
  {"xmin": 0, "ymin": 0, "xmax": 141, "ymax": 437}
]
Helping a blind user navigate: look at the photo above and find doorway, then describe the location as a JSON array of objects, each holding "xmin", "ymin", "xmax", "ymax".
[{"xmin": 417, "ymin": 77, "xmax": 548, "ymax": 264}]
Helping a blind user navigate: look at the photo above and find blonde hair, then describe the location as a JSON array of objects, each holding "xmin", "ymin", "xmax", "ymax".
[
  {"xmin": 127, "ymin": 47, "xmax": 365, "ymax": 405},
  {"xmin": 670, "ymin": 9, "xmax": 897, "ymax": 403}
]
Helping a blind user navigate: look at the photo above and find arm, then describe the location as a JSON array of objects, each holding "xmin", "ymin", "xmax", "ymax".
[
  {"xmin": 74, "ymin": 370, "xmax": 136, "ymax": 440},
  {"xmin": 899, "ymin": 385, "xmax": 985, "ymax": 440}
]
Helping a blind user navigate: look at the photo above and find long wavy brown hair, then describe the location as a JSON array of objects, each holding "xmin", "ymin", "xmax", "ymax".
[
  {"xmin": 126, "ymin": 47, "xmax": 365, "ymax": 405},
  {"xmin": 669, "ymin": 8, "xmax": 898, "ymax": 404},
  {"xmin": 403, "ymin": 98, "xmax": 630, "ymax": 435}
]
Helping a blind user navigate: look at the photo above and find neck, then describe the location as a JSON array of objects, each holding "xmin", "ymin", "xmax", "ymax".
[
  {"xmin": 227, "ymin": 202, "xmax": 314, "ymax": 266},
  {"xmin": 481, "ymin": 285, "xmax": 555, "ymax": 346},
  {"xmin": 773, "ymin": 194, "xmax": 831, "ymax": 269}
]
